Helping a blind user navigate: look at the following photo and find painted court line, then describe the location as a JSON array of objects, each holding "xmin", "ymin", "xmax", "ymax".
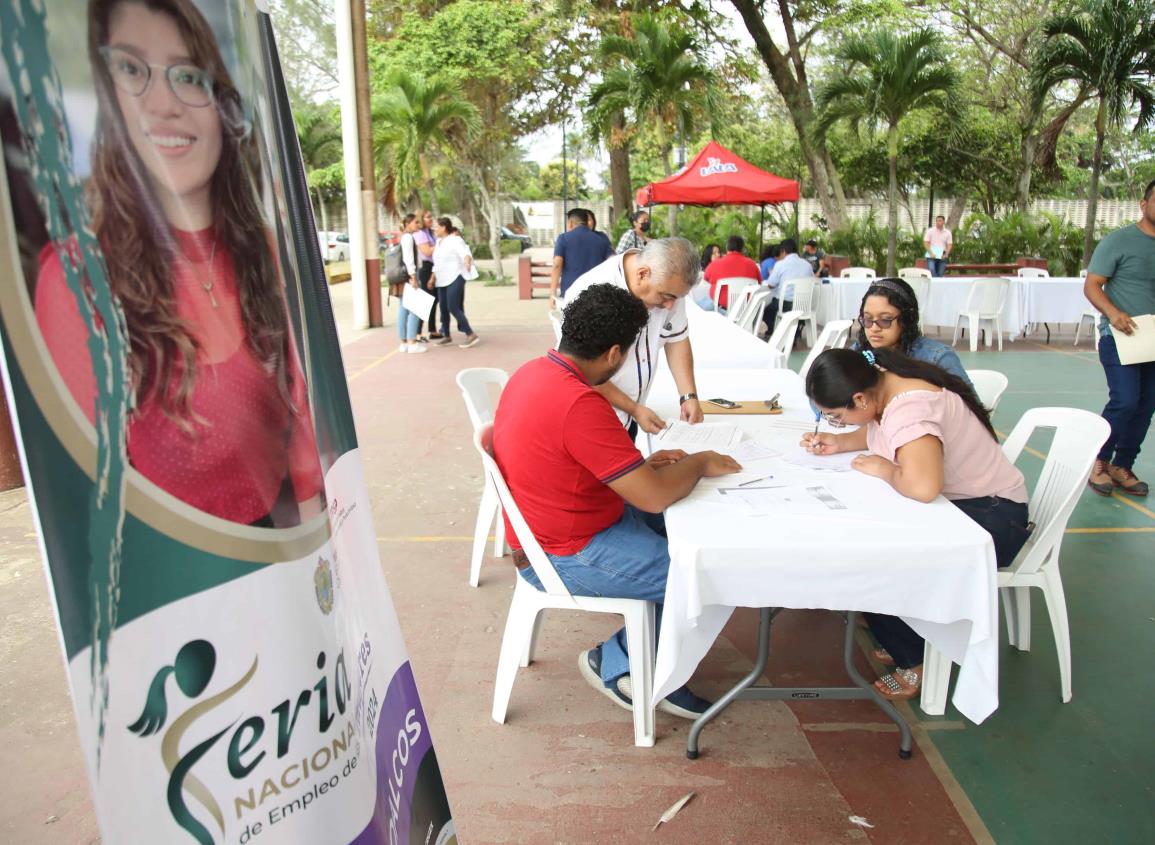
[
  {"xmin": 1026, "ymin": 341, "xmax": 1098, "ymax": 362},
  {"xmin": 348, "ymin": 347, "xmax": 403, "ymax": 382}
]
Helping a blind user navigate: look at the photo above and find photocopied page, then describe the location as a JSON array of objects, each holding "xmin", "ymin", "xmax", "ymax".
[
  {"xmin": 781, "ymin": 446, "xmax": 866, "ymax": 473},
  {"xmin": 657, "ymin": 420, "xmax": 744, "ymax": 451},
  {"xmin": 1111, "ymin": 314, "xmax": 1155, "ymax": 365},
  {"xmin": 722, "ymin": 484, "xmax": 850, "ymax": 516}
]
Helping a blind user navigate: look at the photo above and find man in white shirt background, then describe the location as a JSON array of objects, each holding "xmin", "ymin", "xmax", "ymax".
[
  {"xmin": 760, "ymin": 238, "xmax": 816, "ymax": 338},
  {"xmin": 924, "ymin": 215, "xmax": 953, "ymax": 277},
  {"xmin": 564, "ymin": 238, "xmax": 705, "ymax": 439}
]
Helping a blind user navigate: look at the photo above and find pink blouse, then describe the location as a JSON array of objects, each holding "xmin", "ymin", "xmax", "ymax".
[
  {"xmin": 35, "ymin": 228, "xmax": 324, "ymax": 525},
  {"xmin": 866, "ymin": 389, "xmax": 1028, "ymax": 503}
]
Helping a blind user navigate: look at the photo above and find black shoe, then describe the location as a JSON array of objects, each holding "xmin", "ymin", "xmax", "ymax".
[{"xmin": 577, "ymin": 646, "xmax": 632, "ymax": 713}]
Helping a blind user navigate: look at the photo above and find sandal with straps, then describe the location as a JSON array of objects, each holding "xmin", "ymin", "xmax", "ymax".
[
  {"xmin": 873, "ymin": 648, "xmax": 895, "ymax": 666},
  {"xmin": 874, "ymin": 667, "xmax": 921, "ymax": 700}
]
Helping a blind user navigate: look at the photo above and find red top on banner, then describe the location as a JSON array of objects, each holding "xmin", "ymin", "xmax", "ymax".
[{"xmin": 634, "ymin": 140, "xmax": 801, "ymax": 208}]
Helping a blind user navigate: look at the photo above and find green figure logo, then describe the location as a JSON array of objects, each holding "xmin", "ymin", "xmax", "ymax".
[{"xmin": 129, "ymin": 640, "xmax": 257, "ymax": 845}]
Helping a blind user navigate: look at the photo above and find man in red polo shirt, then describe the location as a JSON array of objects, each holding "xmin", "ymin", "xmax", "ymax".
[
  {"xmin": 702, "ymin": 234, "xmax": 762, "ymax": 309},
  {"xmin": 493, "ymin": 283, "xmax": 741, "ymax": 718}
]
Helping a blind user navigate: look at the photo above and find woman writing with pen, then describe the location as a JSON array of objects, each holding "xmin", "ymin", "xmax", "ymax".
[{"xmin": 800, "ymin": 347, "xmax": 1030, "ymax": 700}]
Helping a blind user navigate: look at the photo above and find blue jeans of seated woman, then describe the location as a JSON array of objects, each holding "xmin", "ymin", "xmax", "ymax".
[
  {"xmin": 397, "ymin": 299, "xmax": 420, "ymax": 342},
  {"xmin": 867, "ymin": 496, "xmax": 1031, "ymax": 670},
  {"xmin": 437, "ymin": 275, "xmax": 474, "ymax": 337},
  {"xmin": 1096, "ymin": 334, "xmax": 1155, "ymax": 469},
  {"xmin": 518, "ymin": 504, "xmax": 668, "ymax": 686}
]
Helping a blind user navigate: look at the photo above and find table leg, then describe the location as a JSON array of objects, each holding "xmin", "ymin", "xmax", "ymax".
[{"xmin": 686, "ymin": 609, "xmax": 913, "ymax": 760}]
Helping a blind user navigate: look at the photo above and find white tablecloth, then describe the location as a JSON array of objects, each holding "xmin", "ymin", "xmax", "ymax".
[
  {"xmin": 820, "ymin": 276, "xmax": 1088, "ymax": 339},
  {"xmin": 646, "ymin": 368, "xmax": 1001, "ymax": 724},
  {"xmin": 683, "ymin": 298, "xmax": 778, "ymax": 368}
]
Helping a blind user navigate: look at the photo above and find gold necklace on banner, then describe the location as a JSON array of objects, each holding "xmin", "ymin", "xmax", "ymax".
[{"xmin": 200, "ymin": 238, "xmax": 219, "ymax": 308}]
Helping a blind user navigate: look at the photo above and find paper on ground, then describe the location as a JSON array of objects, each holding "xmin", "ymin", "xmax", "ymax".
[
  {"xmin": 1110, "ymin": 314, "xmax": 1155, "ymax": 365},
  {"xmin": 401, "ymin": 283, "xmax": 436, "ymax": 321},
  {"xmin": 658, "ymin": 420, "xmax": 743, "ymax": 451}
]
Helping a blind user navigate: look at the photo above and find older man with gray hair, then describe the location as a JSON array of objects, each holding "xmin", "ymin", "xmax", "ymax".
[{"xmin": 564, "ymin": 237, "xmax": 704, "ymax": 437}]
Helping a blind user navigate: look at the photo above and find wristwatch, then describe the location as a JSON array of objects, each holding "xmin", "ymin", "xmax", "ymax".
[{"xmin": 678, "ymin": 392, "xmax": 698, "ymax": 404}]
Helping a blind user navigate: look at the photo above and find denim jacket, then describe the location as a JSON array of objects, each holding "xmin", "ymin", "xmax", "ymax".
[{"xmin": 908, "ymin": 336, "xmax": 971, "ymax": 387}]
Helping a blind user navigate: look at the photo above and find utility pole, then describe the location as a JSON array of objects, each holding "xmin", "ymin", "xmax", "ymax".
[
  {"xmin": 351, "ymin": 0, "xmax": 381, "ymax": 327},
  {"xmin": 335, "ymin": 0, "xmax": 367, "ymax": 329}
]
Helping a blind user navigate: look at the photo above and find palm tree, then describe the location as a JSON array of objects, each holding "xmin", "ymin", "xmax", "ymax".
[
  {"xmin": 294, "ymin": 103, "xmax": 342, "ymax": 234},
  {"xmin": 586, "ymin": 13, "xmax": 719, "ymax": 235},
  {"xmin": 1033, "ymin": 0, "xmax": 1155, "ymax": 263},
  {"xmin": 815, "ymin": 29, "xmax": 959, "ymax": 276},
  {"xmin": 373, "ymin": 71, "xmax": 480, "ymax": 217}
]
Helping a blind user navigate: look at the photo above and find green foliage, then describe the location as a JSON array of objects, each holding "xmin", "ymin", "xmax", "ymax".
[
  {"xmin": 307, "ymin": 161, "xmax": 346, "ymax": 199},
  {"xmin": 804, "ymin": 214, "xmax": 923, "ymax": 274},
  {"xmin": 953, "ymin": 211, "xmax": 1092, "ymax": 275},
  {"xmin": 471, "ymin": 240, "xmax": 523, "ymax": 259}
]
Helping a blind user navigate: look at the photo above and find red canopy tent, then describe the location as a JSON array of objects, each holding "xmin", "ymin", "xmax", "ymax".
[{"xmin": 634, "ymin": 140, "xmax": 800, "ymax": 207}]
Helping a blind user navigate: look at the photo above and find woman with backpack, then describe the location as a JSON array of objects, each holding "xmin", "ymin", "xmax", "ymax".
[{"xmin": 396, "ymin": 213, "xmax": 427, "ymax": 354}]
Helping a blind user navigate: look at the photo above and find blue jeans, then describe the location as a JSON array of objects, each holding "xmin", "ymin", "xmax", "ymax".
[
  {"xmin": 397, "ymin": 298, "xmax": 420, "ymax": 342},
  {"xmin": 1097, "ymin": 334, "xmax": 1155, "ymax": 469},
  {"xmin": 436, "ymin": 275, "xmax": 474, "ymax": 337},
  {"xmin": 867, "ymin": 495, "xmax": 1030, "ymax": 669},
  {"xmin": 518, "ymin": 505, "xmax": 668, "ymax": 685},
  {"xmin": 927, "ymin": 257, "xmax": 948, "ymax": 277}
]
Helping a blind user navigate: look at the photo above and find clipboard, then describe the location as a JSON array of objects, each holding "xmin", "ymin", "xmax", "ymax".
[{"xmin": 702, "ymin": 400, "xmax": 784, "ymax": 415}]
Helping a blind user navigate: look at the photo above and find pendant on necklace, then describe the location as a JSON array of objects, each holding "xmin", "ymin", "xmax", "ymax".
[{"xmin": 202, "ymin": 282, "xmax": 218, "ymax": 308}]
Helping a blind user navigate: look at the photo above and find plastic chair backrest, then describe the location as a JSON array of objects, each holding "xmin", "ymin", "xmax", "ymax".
[
  {"xmin": 966, "ymin": 369, "xmax": 1009, "ymax": 412},
  {"xmin": 767, "ymin": 310, "xmax": 804, "ymax": 357},
  {"xmin": 1000, "ymin": 408, "xmax": 1110, "ymax": 577},
  {"xmin": 727, "ymin": 284, "xmax": 759, "ymax": 324},
  {"xmin": 548, "ymin": 309, "xmax": 563, "ymax": 346},
  {"xmin": 898, "ymin": 267, "xmax": 931, "ymax": 279},
  {"xmin": 1079, "ymin": 268, "xmax": 1088, "ymax": 278},
  {"xmin": 475, "ymin": 426, "xmax": 576, "ymax": 600},
  {"xmin": 799, "ymin": 319, "xmax": 853, "ymax": 379},
  {"xmin": 736, "ymin": 288, "xmax": 773, "ymax": 334},
  {"xmin": 714, "ymin": 277, "xmax": 757, "ymax": 311},
  {"xmin": 1017, "ymin": 267, "xmax": 1050, "ymax": 278},
  {"xmin": 456, "ymin": 368, "xmax": 509, "ymax": 431},
  {"xmin": 786, "ymin": 277, "xmax": 819, "ymax": 312},
  {"xmin": 964, "ymin": 278, "xmax": 1009, "ymax": 315},
  {"xmin": 840, "ymin": 266, "xmax": 876, "ymax": 279},
  {"xmin": 906, "ymin": 277, "xmax": 931, "ymax": 317}
]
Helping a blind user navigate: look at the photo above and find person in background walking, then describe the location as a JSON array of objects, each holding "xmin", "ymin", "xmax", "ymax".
[
  {"xmin": 617, "ymin": 209, "xmax": 650, "ymax": 253},
  {"xmin": 549, "ymin": 207, "xmax": 614, "ymax": 309},
  {"xmin": 431, "ymin": 217, "xmax": 480, "ymax": 348},
  {"xmin": 923, "ymin": 215, "xmax": 952, "ymax": 278},
  {"xmin": 414, "ymin": 209, "xmax": 439, "ymax": 341},
  {"xmin": 397, "ymin": 213, "xmax": 427, "ymax": 355},
  {"xmin": 1084, "ymin": 179, "xmax": 1155, "ymax": 497}
]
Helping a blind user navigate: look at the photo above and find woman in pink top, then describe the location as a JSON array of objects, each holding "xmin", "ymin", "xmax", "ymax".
[
  {"xmin": 35, "ymin": 0, "xmax": 323, "ymax": 527},
  {"xmin": 801, "ymin": 347, "xmax": 1030, "ymax": 700}
]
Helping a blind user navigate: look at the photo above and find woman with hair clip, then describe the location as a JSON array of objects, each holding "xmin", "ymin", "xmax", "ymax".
[
  {"xmin": 35, "ymin": 0, "xmax": 323, "ymax": 527},
  {"xmin": 616, "ymin": 209, "xmax": 650, "ymax": 253},
  {"xmin": 854, "ymin": 277, "xmax": 971, "ymax": 386},
  {"xmin": 802, "ymin": 347, "xmax": 1030, "ymax": 700}
]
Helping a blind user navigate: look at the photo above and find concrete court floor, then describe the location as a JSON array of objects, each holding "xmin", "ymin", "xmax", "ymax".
[{"xmin": 2, "ymin": 264, "xmax": 1153, "ymax": 844}]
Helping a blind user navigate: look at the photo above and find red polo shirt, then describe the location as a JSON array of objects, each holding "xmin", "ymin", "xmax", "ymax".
[
  {"xmin": 703, "ymin": 251, "xmax": 762, "ymax": 308},
  {"xmin": 493, "ymin": 351, "xmax": 645, "ymax": 555}
]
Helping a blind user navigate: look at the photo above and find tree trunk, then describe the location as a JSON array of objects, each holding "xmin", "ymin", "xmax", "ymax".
[
  {"xmin": 420, "ymin": 154, "xmax": 440, "ymax": 218},
  {"xmin": 1083, "ymin": 100, "xmax": 1106, "ymax": 265},
  {"xmin": 1016, "ymin": 132, "xmax": 1037, "ymax": 214},
  {"xmin": 946, "ymin": 192, "xmax": 969, "ymax": 230},
  {"xmin": 315, "ymin": 187, "xmax": 329, "ymax": 234},
  {"xmin": 608, "ymin": 111, "xmax": 632, "ymax": 222},
  {"xmin": 886, "ymin": 126, "xmax": 899, "ymax": 277},
  {"xmin": 730, "ymin": 0, "xmax": 847, "ymax": 229}
]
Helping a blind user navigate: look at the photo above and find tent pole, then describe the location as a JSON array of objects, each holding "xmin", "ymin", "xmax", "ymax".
[{"xmin": 758, "ymin": 204, "xmax": 765, "ymax": 258}]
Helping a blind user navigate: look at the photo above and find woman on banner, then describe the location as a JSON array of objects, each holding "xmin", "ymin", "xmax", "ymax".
[
  {"xmin": 430, "ymin": 217, "xmax": 481, "ymax": 348},
  {"xmin": 35, "ymin": 0, "xmax": 324, "ymax": 528}
]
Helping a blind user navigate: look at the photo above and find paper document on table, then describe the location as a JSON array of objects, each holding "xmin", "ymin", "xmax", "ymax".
[
  {"xmin": 781, "ymin": 446, "xmax": 866, "ymax": 472},
  {"xmin": 724, "ymin": 484, "xmax": 849, "ymax": 515},
  {"xmin": 725, "ymin": 439, "xmax": 781, "ymax": 463},
  {"xmin": 1111, "ymin": 314, "xmax": 1155, "ymax": 365},
  {"xmin": 657, "ymin": 421, "xmax": 744, "ymax": 451}
]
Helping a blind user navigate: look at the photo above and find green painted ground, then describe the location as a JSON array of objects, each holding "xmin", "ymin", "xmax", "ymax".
[{"xmin": 789, "ymin": 339, "xmax": 1155, "ymax": 842}]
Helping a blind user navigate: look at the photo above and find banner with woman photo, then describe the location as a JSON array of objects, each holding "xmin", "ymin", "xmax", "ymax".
[{"xmin": 0, "ymin": 0, "xmax": 454, "ymax": 842}]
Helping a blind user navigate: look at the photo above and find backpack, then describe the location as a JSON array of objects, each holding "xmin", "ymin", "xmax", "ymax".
[{"xmin": 383, "ymin": 244, "xmax": 407, "ymax": 285}]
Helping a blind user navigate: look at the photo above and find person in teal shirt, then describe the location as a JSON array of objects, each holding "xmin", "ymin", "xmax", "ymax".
[{"xmin": 1084, "ymin": 179, "xmax": 1155, "ymax": 497}]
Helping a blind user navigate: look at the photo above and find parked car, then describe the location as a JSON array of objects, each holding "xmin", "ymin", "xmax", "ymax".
[
  {"xmin": 317, "ymin": 231, "xmax": 349, "ymax": 263},
  {"xmin": 500, "ymin": 226, "xmax": 532, "ymax": 251}
]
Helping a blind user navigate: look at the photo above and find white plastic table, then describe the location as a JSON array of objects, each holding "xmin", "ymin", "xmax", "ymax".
[{"xmin": 645, "ymin": 368, "xmax": 1001, "ymax": 750}]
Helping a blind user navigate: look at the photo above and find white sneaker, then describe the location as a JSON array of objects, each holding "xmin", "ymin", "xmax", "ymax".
[
  {"xmin": 407, "ymin": 343, "xmax": 427, "ymax": 354},
  {"xmin": 398, "ymin": 343, "xmax": 409, "ymax": 353}
]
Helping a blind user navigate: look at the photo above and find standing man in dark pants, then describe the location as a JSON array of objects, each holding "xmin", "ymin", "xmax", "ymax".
[
  {"xmin": 1085, "ymin": 179, "xmax": 1155, "ymax": 497},
  {"xmin": 414, "ymin": 209, "xmax": 440, "ymax": 340}
]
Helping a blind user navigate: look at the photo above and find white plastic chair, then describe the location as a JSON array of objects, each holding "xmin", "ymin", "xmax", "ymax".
[
  {"xmin": 920, "ymin": 407, "xmax": 1110, "ymax": 715},
  {"xmin": 726, "ymin": 284, "xmax": 759, "ymax": 325},
  {"xmin": 840, "ymin": 266, "xmax": 876, "ymax": 279},
  {"xmin": 966, "ymin": 369, "xmax": 1009, "ymax": 413},
  {"xmin": 1016, "ymin": 266, "xmax": 1050, "ymax": 278},
  {"xmin": 714, "ymin": 277, "xmax": 758, "ymax": 314},
  {"xmin": 548, "ymin": 309, "xmax": 564, "ymax": 348},
  {"xmin": 798, "ymin": 319, "xmax": 853, "ymax": 380},
  {"xmin": 782, "ymin": 277, "xmax": 820, "ymax": 347},
  {"xmin": 903, "ymin": 277, "xmax": 931, "ymax": 329},
  {"xmin": 475, "ymin": 426, "xmax": 657, "ymax": 746},
  {"xmin": 1079, "ymin": 268, "xmax": 1088, "ymax": 278},
  {"xmin": 898, "ymin": 267, "xmax": 931, "ymax": 280},
  {"xmin": 951, "ymin": 278, "xmax": 1010, "ymax": 352},
  {"xmin": 766, "ymin": 310, "xmax": 804, "ymax": 369},
  {"xmin": 736, "ymin": 287, "xmax": 773, "ymax": 336},
  {"xmin": 1074, "ymin": 309, "xmax": 1100, "ymax": 349},
  {"xmin": 457, "ymin": 368, "xmax": 510, "ymax": 587}
]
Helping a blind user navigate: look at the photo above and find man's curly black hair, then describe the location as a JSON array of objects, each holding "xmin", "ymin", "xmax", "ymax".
[{"xmin": 559, "ymin": 284, "xmax": 649, "ymax": 360}]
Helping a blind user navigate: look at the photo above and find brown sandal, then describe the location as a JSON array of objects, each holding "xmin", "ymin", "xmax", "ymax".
[{"xmin": 874, "ymin": 667, "xmax": 921, "ymax": 700}]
